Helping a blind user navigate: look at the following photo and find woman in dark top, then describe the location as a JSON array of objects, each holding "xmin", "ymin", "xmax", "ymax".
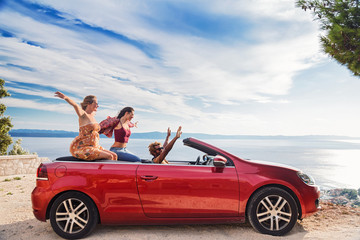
[{"xmin": 109, "ymin": 107, "xmax": 141, "ymax": 162}]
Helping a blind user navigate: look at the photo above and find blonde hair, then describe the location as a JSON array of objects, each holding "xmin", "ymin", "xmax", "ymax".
[
  {"xmin": 148, "ymin": 141, "xmax": 161, "ymax": 157},
  {"xmin": 80, "ymin": 95, "xmax": 96, "ymax": 110}
]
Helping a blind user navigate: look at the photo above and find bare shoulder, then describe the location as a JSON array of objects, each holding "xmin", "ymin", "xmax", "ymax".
[{"xmin": 79, "ymin": 112, "xmax": 96, "ymax": 125}]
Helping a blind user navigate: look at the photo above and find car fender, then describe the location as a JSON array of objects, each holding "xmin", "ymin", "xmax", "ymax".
[
  {"xmin": 49, "ymin": 175, "xmax": 104, "ymax": 216},
  {"xmin": 48, "ymin": 170, "xmax": 145, "ymax": 224},
  {"xmin": 238, "ymin": 177, "xmax": 304, "ymax": 216}
]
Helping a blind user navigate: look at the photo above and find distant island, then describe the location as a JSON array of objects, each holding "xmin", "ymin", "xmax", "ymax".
[{"xmin": 9, "ymin": 129, "xmax": 360, "ymax": 140}]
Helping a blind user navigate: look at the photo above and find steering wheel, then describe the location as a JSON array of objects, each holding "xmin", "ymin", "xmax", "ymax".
[
  {"xmin": 195, "ymin": 154, "xmax": 209, "ymax": 165},
  {"xmin": 202, "ymin": 154, "xmax": 208, "ymax": 163},
  {"xmin": 195, "ymin": 155, "xmax": 201, "ymax": 165}
]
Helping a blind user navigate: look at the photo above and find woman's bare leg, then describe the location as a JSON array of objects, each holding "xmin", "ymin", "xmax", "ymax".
[
  {"xmin": 103, "ymin": 149, "xmax": 118, "ymax": 160},
  {"xmin": 97, "ymin": 150, "xmax": 117, "ymax": 160}
]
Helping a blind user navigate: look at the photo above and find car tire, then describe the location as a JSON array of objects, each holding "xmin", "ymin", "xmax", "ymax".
[
  {"xmin": 49, "ymin": 191, "xmax": 99, "ymax": 239},
  {"xmin": 247, "ymin": 187, "xmax": 298, "ymax": 236}
]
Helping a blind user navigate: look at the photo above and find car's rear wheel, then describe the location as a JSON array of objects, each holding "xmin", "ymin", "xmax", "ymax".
[
  {"xmin": 247, "ymin": 187, "xmax": 298, "ymax": 236},
  {"xmin": 49, "ymin": 191, "xmax": 98, "ymax": 239}
]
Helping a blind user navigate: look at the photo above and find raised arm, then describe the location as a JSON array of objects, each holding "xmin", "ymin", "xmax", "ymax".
[
  {"xmin": 156, "ymin": 126, "xmax": 182, "ymax": 163},
  {"xmin": 163, "ymin": 127, "xmax": 171, "ymax": 148},
  {"xmin": 55, "ymin": 91, "xmax": 85, "ymax": 118}
]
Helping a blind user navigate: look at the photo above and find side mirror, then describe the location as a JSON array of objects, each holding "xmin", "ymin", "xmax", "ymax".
[{"xmin": 213, "ymin": 155, "xmax": 227, "ymax": 168}]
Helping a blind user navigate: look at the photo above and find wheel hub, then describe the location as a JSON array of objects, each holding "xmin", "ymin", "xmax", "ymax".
[
  {"xmin": 55, "ymin": 198, "xmax": 89, "ymax": 234},
  {"xmin": 256, "ymin": 195, "xmax": 292, "ymax": 231}
]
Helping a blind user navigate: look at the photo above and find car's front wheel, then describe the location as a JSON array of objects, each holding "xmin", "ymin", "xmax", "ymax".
[
  {"xmin": 49, "ymin": 191, "xmax": 99, "ymax": 239},
  {"xmin": 247, "ymin": 187, "xmax": 298, "ymax": 236}
]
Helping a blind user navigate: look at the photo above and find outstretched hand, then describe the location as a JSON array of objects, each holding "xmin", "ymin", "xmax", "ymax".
[
  {"xmin": 167, "ymin": 127, "xmax": 171, "ymax": 137},
  {"xmin": 176, "ymin": 126, "xmax": 182, "ymax": 138},
  {"xmin": 54, "ymin": 91, "xmax": 66, "ymax": 99},
  {"xmin": 54, "ymin": 91, "xmax": 85, "ymax": 118}
]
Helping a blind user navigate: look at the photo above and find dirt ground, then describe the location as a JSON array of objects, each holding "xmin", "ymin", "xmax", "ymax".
[{"xmin": 0, "ymin": 174, "xmax": 359, "ymax": 240}]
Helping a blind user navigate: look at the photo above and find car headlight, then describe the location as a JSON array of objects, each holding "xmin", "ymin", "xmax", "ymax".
[{"xmin": 297, "ymin": 171, "xmax": 315, "ymax": 185}]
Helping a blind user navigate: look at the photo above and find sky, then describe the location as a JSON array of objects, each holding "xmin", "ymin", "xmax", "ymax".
[{"xmin": 1, "ymin": 0, "xmax": 360, "ymax": 136}]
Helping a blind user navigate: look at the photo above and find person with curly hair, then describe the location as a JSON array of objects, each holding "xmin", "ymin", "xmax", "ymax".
[{"xmin": 148, "ymin": 126, "xmax": 182, "ymax": 164}]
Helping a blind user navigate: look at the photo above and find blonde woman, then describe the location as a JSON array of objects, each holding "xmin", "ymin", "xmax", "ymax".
[{"xmin": 55, "ymin": 91, "xmax": 117, "ymax": 161}]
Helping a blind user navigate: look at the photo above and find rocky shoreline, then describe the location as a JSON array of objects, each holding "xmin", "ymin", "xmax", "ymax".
[{"xmin": 321, "ymin": 188, "xmax": 360, "ymax": 208}]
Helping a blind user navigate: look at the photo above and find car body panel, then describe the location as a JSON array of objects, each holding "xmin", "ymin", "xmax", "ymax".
[
  {"xmin": 31, "ymin": 137, "xmax": 320, "ymax": 228},
  {"xmin": 232, "ymin": 158, "xmax": 319, "ymax": 218},
  {"xmin": 31, "ymin": 179, "xmax": 54, "ymax": 221},
  {"xmin": 137, "ymin": 164, "xmax": 239, "ymax": 218},
  {"xmin": 47, "ymin": 162, "xmax": 145, "ymax": 224}
]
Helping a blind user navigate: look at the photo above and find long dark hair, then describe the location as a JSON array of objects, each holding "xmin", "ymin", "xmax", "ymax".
[{"xmin": 117, "ymin": 107, "xmax": 134, "ymax": 119}]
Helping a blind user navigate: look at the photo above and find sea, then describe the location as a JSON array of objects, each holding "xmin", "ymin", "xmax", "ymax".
[{"xmin": 11, "ymin": 136, "xmax": 360, "ymax": 190}]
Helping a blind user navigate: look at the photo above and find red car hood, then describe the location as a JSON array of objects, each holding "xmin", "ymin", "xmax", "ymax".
[{"xmin": 246, "ymin": 159, "xmax": 300, "ymax": 172}]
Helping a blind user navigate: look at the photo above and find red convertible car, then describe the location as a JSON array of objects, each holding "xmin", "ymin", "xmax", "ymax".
[{"xmin": 32, "ymin": 138, "xmax": 320, "ymax": 239}]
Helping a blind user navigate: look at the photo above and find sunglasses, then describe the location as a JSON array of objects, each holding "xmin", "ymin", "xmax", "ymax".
[{"xmin": 155, "ymin": 147, "xmax": 164, "ymax": 151}]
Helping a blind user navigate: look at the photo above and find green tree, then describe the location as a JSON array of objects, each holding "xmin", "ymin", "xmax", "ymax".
[
  {"xmin": 0, "ymin": 79, "xmax": 13, "ymax": 155},
  {"xmin": 296, "ymin": 0, "xmax": 360, "ymax": 76}
]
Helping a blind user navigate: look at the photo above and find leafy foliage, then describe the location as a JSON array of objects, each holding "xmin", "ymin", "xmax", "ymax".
[
  {"xmin": 0, "ymin": 79, "xmax": 13, "ymax": 155},
  {"xmin": 8, "ymin": 138, "xmax": 35, "ymax": 155},
  {"xmin": 340, "ymin": 188, "xmax": 359, "ymax": 200},
  {"xmin": 296, "ymin": 0, "xmax": 360, "ymax": 76}
]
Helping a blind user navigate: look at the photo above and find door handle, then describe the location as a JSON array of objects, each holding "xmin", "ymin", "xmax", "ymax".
[{"xmin": 140, "ymin": 175, "xmax": 158, "ymax": 181}]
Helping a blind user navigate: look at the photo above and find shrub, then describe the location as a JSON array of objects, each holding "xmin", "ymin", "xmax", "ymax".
[
  {"xmin": 352, "ymin": 200, "xmax": 360, "ymax": 208},
  {"xmin": 340, "ymin": 189, "xmax": 358, "ymax": 200},
  {"xmin": 8, "ymin": 139, "xmax": 35, "ymax": 155}
]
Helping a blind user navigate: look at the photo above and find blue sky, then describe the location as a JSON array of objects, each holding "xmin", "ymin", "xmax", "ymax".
[{"xmin": 1, "ymin": 0, "xmax": 360, "ymax": 136}]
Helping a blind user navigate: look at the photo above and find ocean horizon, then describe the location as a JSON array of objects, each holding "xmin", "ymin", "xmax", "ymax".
[
  {"xmin": 9, "ymin": 128, "xmax": 360, "ymax": 139},
  {"xmin": 9, "ymin": 136, "xmax": 360, "ymax": 191}
]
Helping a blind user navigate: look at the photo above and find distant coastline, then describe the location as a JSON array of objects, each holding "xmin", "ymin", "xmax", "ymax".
[{"xmin": 9, "ymin": 129, "xmax": 360, "ymax": 140}]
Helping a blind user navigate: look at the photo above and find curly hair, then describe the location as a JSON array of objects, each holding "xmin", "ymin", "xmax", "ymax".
[{"xmin": 148, "ymin": 141, "xmax": 161, "ymax": 157}]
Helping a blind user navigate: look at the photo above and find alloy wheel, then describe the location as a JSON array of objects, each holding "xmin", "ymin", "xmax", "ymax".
[
  {"xmin": 55, "ymin": 198, "xmax": 89, "ymax": 234},
  {"xmin": 256, "ymin": 195, "xmax": 292, "ymax": 231}
]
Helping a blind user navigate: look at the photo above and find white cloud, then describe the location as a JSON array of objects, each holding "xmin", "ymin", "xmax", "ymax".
[
  {"xmin": 2, "ymin": 0, "xmax": 355, "ymax": 136},
  {"xmin": 2, "ymin": 97, "xmax": 73, "ymax": 114},
  {"xmin": 1, "ymin": 0, "xmax": 323, "ymax": 105},
  {"xmin": 5, "ymin": 86, "xmax": 74, "ymax": 100},
  {"xmin": 205, "ymin": 0, "xmax": 312, "ymax": 22}
]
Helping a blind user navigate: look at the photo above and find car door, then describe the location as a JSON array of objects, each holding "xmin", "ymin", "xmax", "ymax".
[{"xmin": 136, "ymin": 163, "xmax": 239, "ymax": 218}]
